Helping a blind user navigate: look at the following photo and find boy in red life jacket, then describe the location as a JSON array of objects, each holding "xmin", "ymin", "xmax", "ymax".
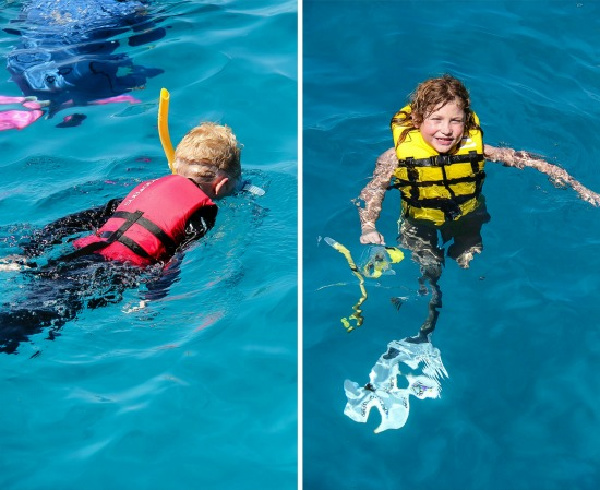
[
  {"xmin": 69, "ymin": 122, "xmax": 242, "ymax": 267},
  {"xmin": 0, "ymin": 122, "xmax": 243, "ymax": 354},
  {"xmin": 18, "ymin": 122, "xmax": 241, "ymax": 266}
]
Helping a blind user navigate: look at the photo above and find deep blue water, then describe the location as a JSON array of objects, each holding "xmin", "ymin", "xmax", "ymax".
[
  {"xmin": 0, "ymin": 1, "xmax": 297, "ymax": 489},
  {"xmin": 303, "ymin": 1, "xmax": 600, "ymax": 489}
]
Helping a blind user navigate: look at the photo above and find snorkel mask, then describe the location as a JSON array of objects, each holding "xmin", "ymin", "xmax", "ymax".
[{"xmin": 361, "ymin": 246, "xmax": 405, "ymax": 279}]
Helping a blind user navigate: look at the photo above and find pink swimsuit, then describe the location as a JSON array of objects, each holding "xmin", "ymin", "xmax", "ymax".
[{"xmin": 0, "ymin": 96, "xmax": 44, "ymax": 131}]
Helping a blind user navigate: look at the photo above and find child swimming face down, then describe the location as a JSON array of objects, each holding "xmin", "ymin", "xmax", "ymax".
[{"xmin": 173, "ymin": 122, "xmax": 242, "ymax": 199}]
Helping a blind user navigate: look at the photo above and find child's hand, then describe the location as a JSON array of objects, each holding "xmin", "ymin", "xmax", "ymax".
[{"xmin": 360, "ymin": 230, "xmax": 385, "ymax": 245}]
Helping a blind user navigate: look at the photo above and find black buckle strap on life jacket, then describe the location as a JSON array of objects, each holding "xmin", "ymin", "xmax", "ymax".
[
  {"xmin": 106, "ymin": 211, "xmax": 178, "ymax": 257},
  {"xmin": 114, "ymin": 235, "xmax": 152, "ymax": 259},
  {"xmin": 51, "ymin": 210, "xmax": 148, "ymax": 262},
  {"xmin": 438, "ymin": 163, "xmax": 458, "ymax": 222},
  {"xmin": 440, "ymin": 163, "xmax": 456, "ymax": 199},
  {"xmin": 391, "ymin": 171, "xmax": 486, "ymax": 189},
  {"xmin": 401, "ymin": 191, "xmax": 477, "ymax": 209},
  {"xmin": 388, "ymin": 152, "xmax": 485, "ymax": 192},
  {"xmin": 56, "ymin": 210, "xmax": 179, "ymax": 264},
  {"xmin": 433, "ymin": 154, "xmax": 451, "ymax": 167},
  {"xmin": 403, "ymin": 193, "xmax": 479, "ymax": 221},
  {"xmin": 104, "ymin": 210, "xmax": 144, "ymax": 241},
  {"xmin": 402, "ymin": 195, "xmax": 461, "ymax": 221},
  {"xmin": 468, "ymin": 150, "xmax": 480, "ymax": 174},
  {"xmin": 52, "ymin": 239, "xmax": 114, "ymax": 264},
  {"xmin": 397, "ymin": 152, "xmax": 483, "ymax": 168},
  {"xmin": 402, "ymin": 157, "xmax": 420, "ymax": 201}
]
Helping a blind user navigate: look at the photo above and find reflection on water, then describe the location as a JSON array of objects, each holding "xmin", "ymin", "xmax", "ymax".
[{"xmin": 1, "ymin": 0, "xmax": 166, "ymax": 129}]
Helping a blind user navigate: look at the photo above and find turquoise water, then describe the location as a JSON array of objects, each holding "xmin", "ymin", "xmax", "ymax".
[
  {"xmin": 303, "ymin": 1, "xmax": 600, "ymax": 489},
  {"xmin": 0, "ymin": 1, "xmax": 297, "ymax": 489}
]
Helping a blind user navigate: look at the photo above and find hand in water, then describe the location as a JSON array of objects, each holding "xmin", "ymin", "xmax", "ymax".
[{"xmin": 360, "ymin": 230, "xmax": 385, "ymax": 245}]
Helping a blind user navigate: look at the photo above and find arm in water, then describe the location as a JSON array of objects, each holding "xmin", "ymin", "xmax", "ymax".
[
  {"xmin": 484, "ymin": 144, "xmax": 600, "ymax": 206},
  {"xmin": 357, "ymin": 148, "xmax": 397, "ymax": 245},
  {"xmin": 18, "ymin": 199, "xmax": 122, "ymax": 259}
]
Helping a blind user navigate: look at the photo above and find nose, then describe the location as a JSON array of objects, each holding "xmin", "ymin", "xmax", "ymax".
[{"xmin": 440, "ymin": 120, "xmax": 452, "ymax": 135}]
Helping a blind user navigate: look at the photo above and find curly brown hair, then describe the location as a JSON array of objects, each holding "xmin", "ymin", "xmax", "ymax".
[{"xmin": 391, "ymin": 74, "xmax": 480, "ymax": 145}]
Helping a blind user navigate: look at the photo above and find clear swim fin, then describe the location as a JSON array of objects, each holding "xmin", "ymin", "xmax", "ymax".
[{"xmin": 344, "ymin": 339, "xmax": 447, "ymax": 432}]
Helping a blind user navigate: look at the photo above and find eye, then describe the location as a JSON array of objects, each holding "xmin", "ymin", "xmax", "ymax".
[{"xmin": 45, "ymin": 75, "xmax": 56, "ymax": 84}]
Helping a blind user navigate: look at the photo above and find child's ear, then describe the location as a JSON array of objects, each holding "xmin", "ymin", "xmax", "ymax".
[{"xmin": 214, "ymin": 176, "xmax": 230, "ymax": 197}]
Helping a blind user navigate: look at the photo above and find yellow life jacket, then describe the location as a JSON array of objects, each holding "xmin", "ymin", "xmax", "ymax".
[{"xmin": 390, "ymin": 105, "xmax": 485, "ymax": 226}]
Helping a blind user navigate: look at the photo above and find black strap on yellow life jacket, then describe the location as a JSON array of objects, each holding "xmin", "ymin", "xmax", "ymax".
[
  {"xmin": 394, "ymin": 150, "xmax": 482, "ymax": 170},
  {"xmin": 386, "ymin": 151, "xmax": 485, "ymax": 221}
]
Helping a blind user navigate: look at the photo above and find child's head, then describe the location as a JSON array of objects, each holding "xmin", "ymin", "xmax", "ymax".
[
  {"xmin": 173, "ymin": 122, "xmax": 242, "ymax": 198},
  {"xmin": 392, "ymin": 74, "xmax": 480, "ymax": 150},
  {"xmin": 409, "ymin": 74, "xmax": 473, "ymax": 128}
]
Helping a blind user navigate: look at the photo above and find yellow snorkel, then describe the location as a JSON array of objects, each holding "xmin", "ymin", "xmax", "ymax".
[
  {"xmin": 325, "ymin": 238, "xmax": 405, "ymax": 332},
  {"xmin": 158, "ymin": 87, "xmax": 176, "ymax": 173},
  {"xmin": 324, "ymin": 237, "xmax": 367, "ymax": 332}
]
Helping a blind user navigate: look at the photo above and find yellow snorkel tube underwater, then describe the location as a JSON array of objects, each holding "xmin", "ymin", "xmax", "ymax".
[
  {"xmin": 324, "ymin": 237, "xmax": 404, "ymax": 332},
  {"xmin": 158, "ymin": 87, "xmax": 176, "ymax": 173}
]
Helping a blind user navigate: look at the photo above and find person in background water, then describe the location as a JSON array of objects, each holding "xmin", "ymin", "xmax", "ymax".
[
  {"xmin": 0, "ymin": 122, "xmax": 242, "ymax": 354},
  {"xmin": 358, "ymin": 74, "xmax": 600, "ymax": 342},
  {"xmin": 0, "ymin": 0, "xmax": 165, "ymax": 130}
]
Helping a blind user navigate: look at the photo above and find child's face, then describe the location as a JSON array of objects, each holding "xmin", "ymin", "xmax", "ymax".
[{"xmin": 416, "ymin": 100, "xmax": 465, "ymax": 154}]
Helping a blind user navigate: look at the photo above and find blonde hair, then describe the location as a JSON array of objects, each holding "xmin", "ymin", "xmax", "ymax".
[
  {"xmin": 174, "ymin": 122, "xmax": 241, "ymax": 181},
  {"xmin": 391, "ymin": 74, "xmax": 480, "ymax": 145}
]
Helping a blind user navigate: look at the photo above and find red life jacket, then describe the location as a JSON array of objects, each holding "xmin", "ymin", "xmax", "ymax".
[{"xmin": 73, "ymin": 175, "xmax": 217, "ymax": 266}]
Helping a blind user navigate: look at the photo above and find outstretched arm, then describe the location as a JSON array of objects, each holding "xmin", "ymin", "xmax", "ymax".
[
  {"xmin": 358, "ymin": 148, "xmax": 397, "ymax": 244},
  {"xmin": 20, "ymin": 199, "xmax": 122, "ymax": 258},
  {"xmin": 484, "ymin": 144, "xmax": 600, "ymax": 206}
]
